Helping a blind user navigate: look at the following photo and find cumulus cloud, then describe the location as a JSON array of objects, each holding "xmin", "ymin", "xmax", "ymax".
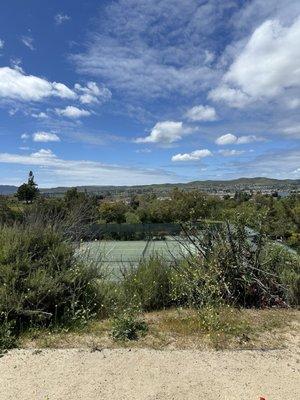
[
  {"xmin": 21, "ymin": 133, "xmax": 30, "ymax": 140},
  {"xmin": 32, "ymin": 132, "xmax": 60, "ymax": 142},
  {"xmin": 20, "ymin": 35, "xmax": 35, "ymax": 50},
  {"xmin": 74, "ymin": 82, "xmax": 112, "ymax": 104},
  {"xmin": 55, "ymin": 13, "xmax": 71, "ymax": 25},
  {"xmin": 0, "ymin": 67, "xmax": 76, "ymax": 102},
  {"xmin": 215, "ymin": 133, "xmax": 265, "ymax": 145},
  {"xmin": 172, "ymin": 149, "xmax": 212, "ymax": 162},
  {"xmin": 209, "ymin": 17, "xmax": 300, "ymax": 107},
  {"xmin": 0, "ymin": 66, "xmax": 111, "ymax": 113},
  {"xmin": 0, "ymin": 149, "xmax": 179, "ymax": 186},
  {"xmin": 135, "ymin": 121, "xmax": 193, "ymax": 145},
  {"xmin": 55, "ymin": 106, "xmax": 91, "ymax": 119},
  {"xmin": 185, "ymin": 105, "xmax": 217, "ymax": 121},
  {"xmin": 215, "ymin": 133, "xmax": 237, "ymax": 145}
]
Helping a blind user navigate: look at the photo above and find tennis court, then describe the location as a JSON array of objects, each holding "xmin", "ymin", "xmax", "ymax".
[{"xmin": 78, "ymin": 238, "xmax": 192, "ymax": 278}]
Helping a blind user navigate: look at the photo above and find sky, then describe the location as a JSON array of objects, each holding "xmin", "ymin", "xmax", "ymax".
[{"xmin": 0, "ymin": 0, "xmax": 299, "ymax": 187}]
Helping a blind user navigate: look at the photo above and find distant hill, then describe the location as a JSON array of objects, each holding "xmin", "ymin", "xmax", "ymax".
[
  {"xmin": 0, "ymin": 185, "xmax": 19, "ymax": 195},
  {"xmin": 1, "ymin": 177, "xmax": 299, "ymax": 197}
]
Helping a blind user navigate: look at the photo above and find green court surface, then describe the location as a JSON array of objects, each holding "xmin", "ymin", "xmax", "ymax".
[{"xmin": 78, "ymin": 239, "xmax": 191, "ymax": 278}]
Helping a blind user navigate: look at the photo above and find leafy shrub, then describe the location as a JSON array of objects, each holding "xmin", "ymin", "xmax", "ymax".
[
  {"xmin": 0, "ymin": 224, "xmax": 103, "ymax": 335},
  {"xmin": 170, "ymin": 258, "xmax": 222, "ymax": 308},
  {"xmin": 111, "ymin": 309, "xmax": 148, "ymax": 341},
  {"xmin": 122, "ymin": 256, "xmax": 173, "ymax": 311},
  {"xmin": 172, "ymin": 222, "xmax": 300, "ymax": 308},
  {"xmin": 0, "ymin": 200, "xmax": 22, "ymax": 225},
  {"xmin": 0, "ymin": 320, "xmax": 17, "ymax": 352},
  {"xmin": 262, "ymin": 244, "xmax": 300, "ymax": 305}
]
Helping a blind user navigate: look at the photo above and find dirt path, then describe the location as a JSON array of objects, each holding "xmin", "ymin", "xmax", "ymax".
[{"xmin": 1, "ymin": 347, "xmax": 299, "ymax": 400}]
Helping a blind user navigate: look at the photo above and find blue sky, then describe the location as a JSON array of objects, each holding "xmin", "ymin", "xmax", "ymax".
[{"xmin": 0, "ymin": 0, "xmax": 299, "ymax": 187}]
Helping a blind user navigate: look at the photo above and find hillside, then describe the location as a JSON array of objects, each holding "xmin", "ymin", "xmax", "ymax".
[
  {"xmin": 0, "ymin": 185, "xmax": 20, "ymax": 195},
  {"xmin": 0, "ymin": 177, "xmax": 299, "ymax": 197}
]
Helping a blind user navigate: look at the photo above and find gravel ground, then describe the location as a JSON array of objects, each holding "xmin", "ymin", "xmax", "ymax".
[{"xmin": 1, "ymin": 347, "xmax": 299, "ymax": 400}]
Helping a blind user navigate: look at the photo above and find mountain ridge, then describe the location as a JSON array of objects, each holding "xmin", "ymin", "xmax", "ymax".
[{"xmin": 0, "ymin": 177, "xmax": 299, "ymax": 196}]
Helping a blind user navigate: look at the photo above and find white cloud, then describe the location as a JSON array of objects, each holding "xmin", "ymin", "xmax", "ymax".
[
  {"xmin": 282, "ymin": 124, "xmax": 300, "ymax": 138},
  {"xmin": 215, "ymin": 133, "xmax": 237, "ymax": 145},
  {"xmin": 204, "ymin": 50, "xmax": 215, "ymax": 64},
  {"xmin": 21, "ymin": 133, "xmax": 29, "ymax": 140},
  {"xmin": 31, "ymin": 112, "xmax": 48, "ymax": 119},
  {"xmin": 172, "ymin": 149, "xmax": 212, "ymax": 162},
  {"xmin": 10, "ymin": 58, "xmax": 23, "ymax": 72},
  {"xmin": 52, "ymin": 82, "xmax": 76, "ymax": 99},
  {"xmin": 0, "ymin": 149, "xmax": 178, "ymax": 186},
  {"xmin": 219, "ymin": 149, "xmax": 245, "ymax": 156},
  {"xmin": 230, "ymin": 148, "xmax": 300, "ymax": 178},
  {"xmin": 74, "ymin": 82, "xmax": 112, "ymax": 104},
  {"xmin": 208, "ymin": 85, "xmax": 251, "ymax": 108},
  {"xmin": 55, "ymin": 106, "xmax": 91, "ymax": 119},
  {"xmin": 135, "ymin": 148, "xmax": 152, "ymax": 154},
  {"xmin": 236, "ymin": 135, "xmax": 264, "ymax": 144},
  {"xmin": 0, "ymin": 39, "xmax": 4, "ymax": 49},
  {"xmin": 135, "ymin": 121, "xmax": 193, "ymax": 145},
  {"xmin": 70, "ymin": 0, "xmax": 227, "ymax": 99},
  {"xmin": 55, "ymin": 13, "xmax": 71, "ymax": 25},
  {"xmin": 32, "ymin": 132, "xmax": 60, "ymax": 142},
  {"xmin": 231, "ymin": 0, "xmax": 300, "ymax": 32},
  {"xmin": 21, "ymin": 35, "xmax": 35, "ymax": 51},
  {"xmin": 185, "ymin": 105, "xmax": 217, "ymax": 121},
  {"xmin": 0, "ymin": 67, "xmax": 76, "ymax": 101},
  {"xmin": 209, "ymin": 17, "xmax": 300, "ymax": 107},
  {"xmin": 215, "ymin": 133, "xmax": 265, "ymax": 145},
  {"xmin": 286, "ymin": 98, "xmax": 300, "ymax": 109}
]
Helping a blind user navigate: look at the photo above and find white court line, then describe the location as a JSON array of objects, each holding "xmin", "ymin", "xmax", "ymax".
[{"xmin": 104, "ymin": 242, "xmax": 118, "ymax": 259}]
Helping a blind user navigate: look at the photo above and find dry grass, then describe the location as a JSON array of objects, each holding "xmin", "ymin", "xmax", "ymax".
[{"xmin": 19, "ymin": 308, "xmax": 300, "ymax": 351}]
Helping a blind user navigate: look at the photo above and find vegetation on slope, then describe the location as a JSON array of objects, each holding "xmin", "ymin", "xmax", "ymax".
[{"xmin": 0, "ymin": 173, "xmax": 299, "ymax": 351}]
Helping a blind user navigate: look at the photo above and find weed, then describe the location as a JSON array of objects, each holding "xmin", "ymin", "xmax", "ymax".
[
  {"xmin": 0, "ymin": 320, "xmax": 17, "ymax": 354},
  {"xmin": 111, "ymin": 309, "xmax": 148, "ymax": 341}
]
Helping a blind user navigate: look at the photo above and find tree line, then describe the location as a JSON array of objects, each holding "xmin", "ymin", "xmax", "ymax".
[{"xmin": 1, "ymin": 171, "xmax": 299, "ymax": 250}]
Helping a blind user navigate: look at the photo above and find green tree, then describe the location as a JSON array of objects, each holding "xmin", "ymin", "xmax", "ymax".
[
  {"xmin": 16, "ymin": 171, "xmax": 39, "ymax": 203},
  {"xmin": 64, "ymin": 187, "xmax": 84, "ymax": 205},
  {"xmin": 98, "ymin": 201, "xmax": 128, "ymax": 223}
]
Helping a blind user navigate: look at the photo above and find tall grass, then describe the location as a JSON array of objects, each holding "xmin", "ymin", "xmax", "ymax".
[{"xmin": 121, "ymin": 256, "xmax": 173, "ymax": 311}]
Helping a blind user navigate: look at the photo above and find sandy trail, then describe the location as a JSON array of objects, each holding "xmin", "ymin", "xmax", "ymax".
[{"xmin": 1, "ymin": 348, "xmax": 299, "ymax": 400}]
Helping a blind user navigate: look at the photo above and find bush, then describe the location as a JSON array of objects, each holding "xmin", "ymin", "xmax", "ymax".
[
  {"xmin": 0, "ymin": 223, "xmax": 103, "ymax": 335},
  {"xmin": 122, "ymin": 256, "xmax": 173, "ymax": 311},
  {"xmin": 0, "ymin": 200, "xmax": 22, "ymax": 225},
  {"xmin": 262, "ymin": 244, "xmax": 300, "ymax": 305},
  {"xmin": 171, "ymin": 222, "xmax": 300, "ymax": 308},
  {"xmin": 0, "ymin": 320, "xmax": 17, "ymax": 353},
  {"xmin": 170, "ymin": 258, "xmax": 222, "ymax": 308},
  {"xmin": 111, "ymin": 309, "xmax": 148, "ymax": 341}
]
